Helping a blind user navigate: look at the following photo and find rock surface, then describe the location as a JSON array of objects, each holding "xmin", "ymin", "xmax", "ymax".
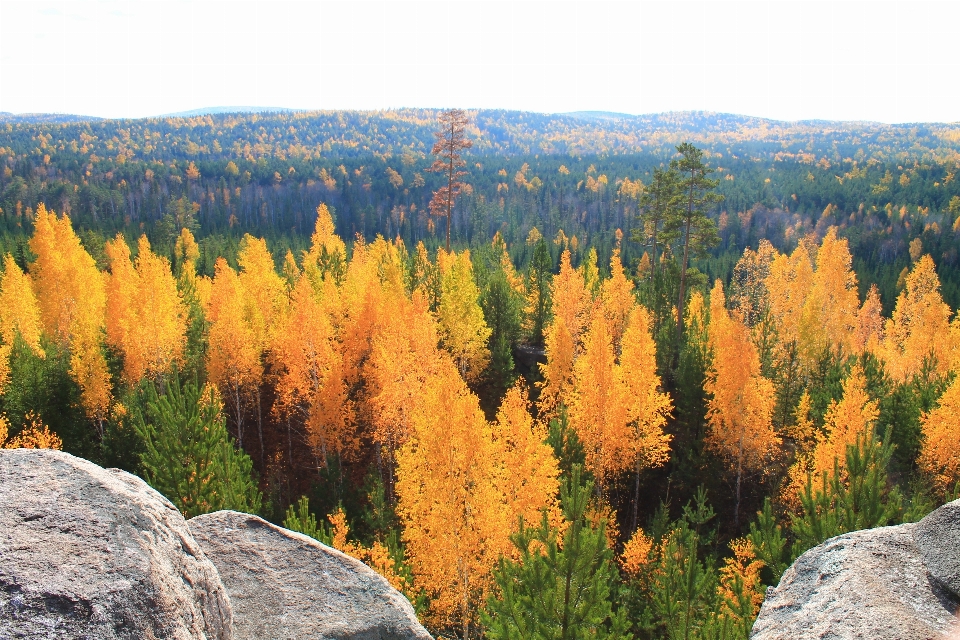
[
  {"xmin": 915, "ymin": 499, "xmax": 960, "ymax": 599},
  {"xmin": 189, "ymin": 510, "xmax": 432, "ymax": 640},
  {"xmin": 751, "ymin": 522, "xmax": 959, "ymax": 639},
  {"xmin": 0, "ymin": 448, "xmax": 232, "ymax": 640}
]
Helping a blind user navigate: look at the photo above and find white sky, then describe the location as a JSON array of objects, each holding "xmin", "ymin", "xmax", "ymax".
[{"xmin": 1, "ymin": 1, "xmax": 958, "ymax": 123}]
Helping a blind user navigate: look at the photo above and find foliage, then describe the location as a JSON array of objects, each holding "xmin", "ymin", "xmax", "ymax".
[
  {"xmin": 136, "ymin": 374, "xmax": 261, "ymax": 518},
  {"xmin": 484, "ymin": 466, "xmax": 631, "ymax": 640}
]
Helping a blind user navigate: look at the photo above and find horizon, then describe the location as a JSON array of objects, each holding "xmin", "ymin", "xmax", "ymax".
[
  {"xmin": 2, "ymin": 1, "xmax": 958, "ymax": 125},
  {"xmin": 2, "ymin": 105, "xmax": 958, "ymax": 127}
]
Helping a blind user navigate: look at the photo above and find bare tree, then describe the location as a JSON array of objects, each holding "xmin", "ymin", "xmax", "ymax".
[{"xmin": 427, "ymin": 109, "xmax": 472, "ymax": 252}]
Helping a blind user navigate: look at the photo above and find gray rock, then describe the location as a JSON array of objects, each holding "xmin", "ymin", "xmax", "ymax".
[
  {"xmin": 915, "ymin": 499, "xmax": 960, "ymax": 599},
  {"xmin": 751, "ymin": 523, "xmax": 959, "ymax": 639},
  {"xmin": 0, "ymin": 448, "xmax": 232, "ymax": 640},
  {"xmin": 189, "ymin": 510, "xmax": 432, "ymax": 640}
]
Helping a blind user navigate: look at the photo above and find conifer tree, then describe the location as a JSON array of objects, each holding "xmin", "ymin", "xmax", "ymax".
[
  {"xmin": 484, "ymin": 466, "xmax": 631, "ymax": 640},
  {"xmin": 665, "ymin": 143, "xmax": 722, "ymax": 346},
  {"xmin": 632, "ymin": 166, "xmax": 680, "ymax": 277},
  {"xmin": 428, "ymin": 109, "xmax": 473, "ymax": 252},
  {"xmin": 137, "ymin": 375, "xmax": 261, "ymax": 518},
  {"xmin": 525, "ymin": 237, "xmax": 552, "ymax": 345}
]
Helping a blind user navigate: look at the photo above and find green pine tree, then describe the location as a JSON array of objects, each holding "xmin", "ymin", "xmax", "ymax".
[
  {"xmin": 790, "ymin": 426, "xmax": 902, "ymax": 560},
  {"xmin": 484, "ymin": 466, "xmax": 631, "ymax": 640},
  {"xmin": 136, "ymin": 374, "xmax": 262, "ymax": 518}
]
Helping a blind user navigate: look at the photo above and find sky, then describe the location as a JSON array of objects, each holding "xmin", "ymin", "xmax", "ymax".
[{"xmin": 1, "ymin": 1, "xmax": 958, "ymax": 124}]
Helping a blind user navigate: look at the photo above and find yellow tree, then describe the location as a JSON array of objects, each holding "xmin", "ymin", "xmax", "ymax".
[
  {"xmin": 706, "ymin": 280, "xmax": 779, "ymax": 526},
  {"xmin": 0, "ymin": 254, "xmax": 44, "ymax": 355},
  {"xmin": 881, "ymin": 254, "xmax": 956, "ymax": 381},
  {"xmin": 620, "ymin": 305, "xmax": 673, "ymax": 528},
  {"xmin": 810, "ymin": 364, "xmax": 879, "ymax": 479},
  {"xmin": 570, "ymin": 313, "xmax": 630, "ymax": 493},
  {"xmin": 0, "ymin": 254, "xmax": 44, "ymax": 392},
  {"xmin": 765, "ymin": 240, "xmax": 814, "ymax": 355},
  {"xmin": 238, "ymin": 234, "xmax": 287, "ymax": 461},
  {"xmin": 550, "ymin": 249, "xmax": 591, "ymax": 350},
  {"xmin": 600, "ymin": 246, "xmax": 636, "ymax": 352},
  {"xmin": 29, "ymin": 204, "xmax": 111, "ymax": 431},
  {"xmin": 205, "ymin": 257, "xmax": 261, "ymax": 448},
  {"xmin": 271, "ymin": 276, "xmax": 352, "ymax": 468},
  {"xmin": 302, "ymin": 203, "xmax": 347, "ymax": 285},
  {"xmin": 395, "ymin": 357, "xmax": 509, "ymax": 638},
  {"xmin": 365, "ymin": 287, "xmax": 444, "ymax": 501},
  {"xmin": 798, "ymin": 228, "xmax": 860, "ymax": 365},
  {"xmin": 491, "ymin": 379, "xmax": 561, "ymax": 530},
  {"xmin": 537, "ymin": 314, "xmax": 576, "ymax": 420},
  {"xmin": 437, "ymin": 250, "xmax": 491, "ymax": 383},
  {"xmin": 918, "ymin": 375, "xmax": 960, "ymax": 496},
  {"xmin": 105, "ymin": 234, "xmax": 188, "ymax": 384}
]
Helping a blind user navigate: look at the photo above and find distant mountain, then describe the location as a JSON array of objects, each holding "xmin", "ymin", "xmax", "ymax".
[
  {"xmin": 0, "ymin": 112, "xmax": 102, "ymax": 124},
  {"xmin": 563, "ymin": 111, "xmax": 638, "ymax": 121},
  {"xmin": 157, "ymin": 106, "xmax": 296, "ymax": 118}
]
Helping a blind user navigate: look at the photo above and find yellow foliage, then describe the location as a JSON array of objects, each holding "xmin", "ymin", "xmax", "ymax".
[
  {"xmin": 437, "ymin": 250, "xmax": 490, "ymax": 382},
  {"xmin": 620, "ymin": 528, "xmax": 654, "ymax": 577},
  {"xmin": 811, "ymin": 364, "xmax": 879, "ymax": 478},
  {"xmin": 706, "ymin": 281, "xmax": 780, "ymax": 481},
  {"xmin": 537, "ymin": 315, "xmax": 575, "ymax": 420},
  {"xmin": 919, "ymin": 376, "xmax": 960, "ymax": 496},
  {"xmin": 29, "ymin": 204, "xmax": 111, "ymax": 422},
  {"xmin": 105, "ymin": 235, "xmax": 188, "ymax": 383},
  {"xmin": 717, "ymin": 538, "xmax": 765, "ymax": 623},
  {"xmin": 3, "ymin": 412, "xmax": 63, "ymax": 450},
  {"xmin": 551, "ymin": 250, "xmax": 591, "ymax": 349},
  {"xmin": 881, "ymin": 255, "xmax": 956, "ymax": 381},
  {"xmin": 0, "ymin": 254, "xmax": 44, "ymax": 356},
  {"xmin": 492, "ymin": 379, "xmax": 561, "ymax": 531}
]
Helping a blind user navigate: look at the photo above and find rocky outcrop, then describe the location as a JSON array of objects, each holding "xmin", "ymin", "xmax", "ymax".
[
  {"xmin": 752, "ymin": 511, "xmax": 960, "ymax": 639},
  {"xmin": 189, "ymin": 510, "xmax": 432, "ymax": 640},
  {"xmin": 0, "ymin": 448, "xmax": 232, "ymax": 640}
]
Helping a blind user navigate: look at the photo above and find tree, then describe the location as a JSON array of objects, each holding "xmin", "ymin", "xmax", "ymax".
[
  {"xmin": 631, "ymin": 166, "xmax": 680, "ymax": 277},
  {"xmin": 810, "ymin": 364, "xmax": 879, "ymax": 480},
  {"xmin": 104, "ymin": 234, "xmax": 188, "ymax": 385},
  {"xmin": 395, "ymin": 358, "xmax": 508, "ymax": 637},
  {"xmin": 666, "ymin": 143, "xmax": 722, "ymax": 346},
  {"xmin": 438, "ymin": 250, "xmax": 491, "ymax": 383},
  {"xmin": 705, "ymin": 281, "xmax": 780, "ymax": 527},
  {"xmin": 484, "ymin": 466, "xmax": 632, "ymax": 640},
  {"xmin": 525, "ymin": 237, "xmax": 552, "ymax": 345},
  {"xmin": 482, "ymin": 270, "xmax": 523, "ymax": 389},
  {"xmin": 918, "ymin": 375, "xmax": 960, "ymax": 497},
  {"xmin": 790, "ymin": 427, "xmax": 901, "ymax": 560},
  {"xmin": 136, "ymin": 375, "xmax": 261, "ymax": 518},
  {"xmin": 881, "ymin": 254, "xmax": 955, "ymax": 381},
  {"xmin": 0, "ymin": 254, "xmax": 44, "ymax": 394},
  {"xmin": 29, "ymin": 204, "xmax": 111, "ymax": 432},
  {"xmin": 205, "ymin": 257, "xmax": 261, "ymax": 448},
  {"xmin": 271, "ymin": 276, "xmax": 352, "ymax": 468},
  {"xmin": 492, "ymin": 379, "xmax": 561, "ymax": 529},
  {"xmin": 428, "ymin": 109, "xmax": 473, "ymax": 252}
]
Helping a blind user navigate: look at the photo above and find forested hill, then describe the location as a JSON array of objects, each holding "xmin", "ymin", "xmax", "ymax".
[{"xmin": 1, "ymin": 108, "xmax": 960, "ymax": 310}]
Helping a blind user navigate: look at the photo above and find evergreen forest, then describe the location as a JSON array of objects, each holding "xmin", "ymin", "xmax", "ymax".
[{"xmin": 2, "ymin": 108, "xmax": 960, "ymax": 639}]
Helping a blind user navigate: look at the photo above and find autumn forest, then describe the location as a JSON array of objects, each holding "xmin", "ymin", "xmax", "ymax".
[{"xmin": 2, "ymin": 108, "xmax": 960, "ymax": 639}]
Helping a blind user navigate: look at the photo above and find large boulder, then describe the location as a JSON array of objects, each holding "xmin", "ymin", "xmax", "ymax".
[
  {"xmin": 914, "ymin": 499, "xmax": 960, "ymax": 599},
  {"xmin": 0, "ymin": 448, "xmax": 232, "ymax": 640},
  {"xmin": 751, "ymin": 522, "xmax": 959, "ymax": 639},
  {"xmin": 189, "ymin": 510, "xmax": 432, "ymax": 640}
]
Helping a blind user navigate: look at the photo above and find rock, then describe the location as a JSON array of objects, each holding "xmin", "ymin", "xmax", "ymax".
[
  {"xmin": 915, "ymin": 499, "xmax": 960, "ymax": 598},
  {"xmin": 189, "ymin": 510, "xmax": 432, "ymax": 640},
  {"xmin": 751, "ymin": 523, "xmax": 959, "ymax": 639},
  {"xmin": 0, "ymin": 448, "xmax": 232, "ymax": 640}
]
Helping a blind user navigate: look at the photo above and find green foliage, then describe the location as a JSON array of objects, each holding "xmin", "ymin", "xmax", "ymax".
[
  {"xmin": 546, "ymin": 406, "xmax": 590, "ymax": 484},
  {"xmin": 789, "ymin": 427, "xmax": 902, "ymax": 560},
  {"xmin": 527, "ymin": 238, "xmax": 552, "ymax": 345},
  {"xmin": 484, "ymin": 466, "xmax": 631, "ymax": 640},
  {"xmin": 747, "ymin": 498, "xmax": 789, "ymax": 584},
  {"xmin": 136, "ymin": 374, "xmax": 262, "ymax": 518},
  {"xmin": 481, "ymin": 270, "xmax": 522, "ymax": 389},
  {"xmin": 283, "ymin": 495, "xmax": 332, "ymax": 545}
]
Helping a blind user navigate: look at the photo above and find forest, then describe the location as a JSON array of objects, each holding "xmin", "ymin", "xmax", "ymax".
[{"xmin": 1, "ymin": 108, "xmax": 960, "ymax": 639}]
